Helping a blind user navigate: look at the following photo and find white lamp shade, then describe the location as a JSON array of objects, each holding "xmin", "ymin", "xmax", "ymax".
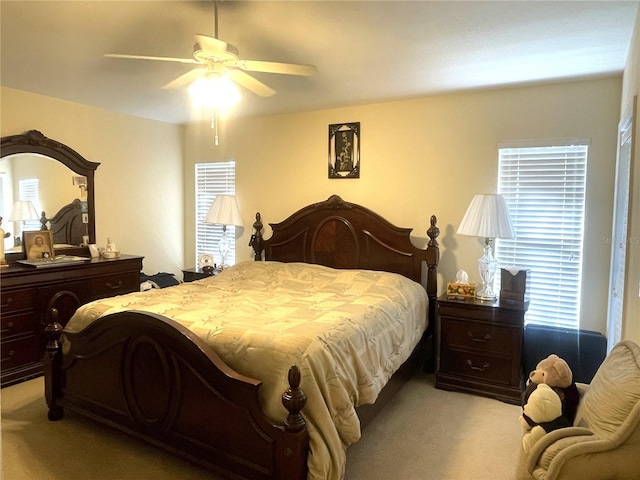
[
  {"xmin": 205, "ymin": 195, "xmax": 243, "ymax": 227},
  {"xmin": 457, "ymin": 194, "xmax": 515, "ymax": 239},
  {"xmin": 7, "ymin": 200, "xmax": 39, "ymax": 221}
]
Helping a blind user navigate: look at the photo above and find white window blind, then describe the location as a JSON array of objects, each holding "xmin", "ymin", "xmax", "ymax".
[
  {"xmin": 19, "ymin": 178, "xmax": 41, "ymax": 230},
  {"xmin": 195, "ymin": 161, "xmax": 236, "ymax": 267},
  {"xmin": 496, "ymin": 141, "xmax": 589, "ymax": 328}
]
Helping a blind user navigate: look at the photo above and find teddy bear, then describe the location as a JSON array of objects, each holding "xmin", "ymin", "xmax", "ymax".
[
  {"xmin": 520, "ymin": 353, "xmax": 580, "ymax": 430},
  {"xmin": 521, "ymin": 383, "xmax": 571, "ymax": 452}
]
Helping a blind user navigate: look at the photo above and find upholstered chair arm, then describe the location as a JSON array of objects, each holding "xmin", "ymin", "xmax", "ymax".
[
  {"xmin": 575, "ymin": 382, "xmax": 589, "ymax": 397},
  {"xmin": 526, "ymin": 427, "xmax": 594, "ymax": 474}
]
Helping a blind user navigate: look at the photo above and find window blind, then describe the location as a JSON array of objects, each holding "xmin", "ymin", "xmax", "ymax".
[
  {"xmin": 19, "ymin": 178, "xmax": 41, "ymax": 230},
  {"xmin": 195, "ymin": 161, "xmax": 236, "ymax": 267},
  {"xmin": 497, "ymin": 142, "xmax": 589, "ymax": 328}
]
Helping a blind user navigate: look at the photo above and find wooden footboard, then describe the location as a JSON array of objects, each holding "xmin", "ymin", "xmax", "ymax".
[{"xmin": 44, "ymin": 311, "xmax": 308, "ymax": 480}]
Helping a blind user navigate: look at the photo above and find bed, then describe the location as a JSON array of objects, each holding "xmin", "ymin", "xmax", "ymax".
[{"xmin": 44, "ymin": 195, "xmax": 440, "ymax": 480}]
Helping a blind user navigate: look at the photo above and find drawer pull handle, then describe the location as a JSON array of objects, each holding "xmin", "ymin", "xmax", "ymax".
[
  {"xmin": 106, "ymin": 280, "xmax": 123, "ymax": 290},
  {"xmin": 1, "ymin": 350, "xmax": 15, "ymax": 362},
  {"xmin": 1, "ymin": 298, "xmax": 13, "ymax": 308},
  {"xmin": 0, "ymin": 322, "xmax": 14, "ymax": 333},
  {"xmin": 467, "ymin": 332, "xmax": 491, "ymax": 343},
  {"xmin": 466, "ymin": 360, "xmax": 490, "ymax": 372}
]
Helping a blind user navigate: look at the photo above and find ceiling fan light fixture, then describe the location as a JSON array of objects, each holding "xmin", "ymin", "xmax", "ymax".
[{"xmin": 189, "ymin": 72, "xmax": 241, "ymax": 110}]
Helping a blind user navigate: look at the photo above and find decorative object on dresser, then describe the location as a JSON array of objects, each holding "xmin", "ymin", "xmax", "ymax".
[
  {"xmin": 457, "ymin": 193, "xmax": 515, "ymax": 300},
  {"xmin": 43, "ymin": 195, "xmax": 440, "ymax": 480},
  {"xmin": 328, "ymin": 122, "xmax": 360, "ymax": 178},
  {"xmin": 22, "ymin": 230, "xmax": 54, "ymax": 260},
  {"xmin": 0, "ymin": 216, "xmax": 10, "ymax": 267},
  {"xmin": 435, "ymin": 295, "xmax": 528, "ymax": 404},
  {"xmin": 204, "ymin": 194, "xmax": 243, "ymax": 269}
]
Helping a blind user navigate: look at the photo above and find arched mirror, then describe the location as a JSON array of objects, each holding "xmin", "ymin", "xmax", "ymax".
[{"xmin": 1, "ymin": 130, "xmax": 99, "ymax": 261}]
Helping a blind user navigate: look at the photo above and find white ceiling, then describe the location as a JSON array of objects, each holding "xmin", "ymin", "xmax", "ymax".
[{"xmin": 1, "ymin": 1, "xmax": 638, "ymax": 125}]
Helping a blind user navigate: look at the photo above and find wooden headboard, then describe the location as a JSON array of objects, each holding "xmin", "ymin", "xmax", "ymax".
[
  {"xmin": 44, "ymin": 198, "xmax": 86, "ymax": 245},
  {"xmin": 250, "ymin": 195, "xmax": 440, "ymax": 326}
]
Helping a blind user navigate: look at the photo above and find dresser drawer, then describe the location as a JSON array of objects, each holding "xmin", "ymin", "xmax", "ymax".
[
  {"xmin": 89, "ymin": 272, "xmax": 139, "ymax": 299},
  {"xmin": 440, "ymin": 349, "xmax": 514, "ymax": 385},
  {"xmin": 1, "ymin": 336, "xmax": 42, "ymax": 370},
  {"xmin": 1, "ymin": 312, "xmax": 36, "ymax": 339},
  {"xmin": 0, "ymin": 287, "xmax": 35, "ymax": 314},
  {"xmin": 441, "ymin": 317, "xmax": 518, "ymax": 356}
]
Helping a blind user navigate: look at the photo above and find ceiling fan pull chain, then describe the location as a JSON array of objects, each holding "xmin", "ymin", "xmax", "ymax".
[{"xmin": 212, "ymin": 111, "xmax": 219, "ymax": 146}]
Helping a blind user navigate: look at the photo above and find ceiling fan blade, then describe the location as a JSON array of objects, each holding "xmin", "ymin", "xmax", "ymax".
[
  {"xmin": 105, "ymin": 53, "xmax": 199, "ymax": 65},
  {"xmin": 195, "ymin": 34, "xmax": 231, "ymax": 56},
  {"xmin": 229, "ymin": 70, "xmax": 276, "ymax": 97},
  {"xmin": 237, "ymin": 60, "xmax": 317, "ymax": 77},
  {"xmin": 162, "ymin": 68, "xmax": 206, "ymax": 90}
]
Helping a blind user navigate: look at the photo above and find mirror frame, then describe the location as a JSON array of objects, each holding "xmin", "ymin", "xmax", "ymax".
[{"xmin": 1, "ymin": 130, "xmax": 100, "ymax": 258}]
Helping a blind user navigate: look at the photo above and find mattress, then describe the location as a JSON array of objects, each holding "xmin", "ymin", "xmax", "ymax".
[{"xmin": 65, "ymin": 261, "xmax": 428, "ymax": 479}]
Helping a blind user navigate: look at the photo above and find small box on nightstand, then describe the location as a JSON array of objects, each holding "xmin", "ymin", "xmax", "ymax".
[{"xmin": 500, "ymin": 268, "xmax": 530, "ymax": 303}]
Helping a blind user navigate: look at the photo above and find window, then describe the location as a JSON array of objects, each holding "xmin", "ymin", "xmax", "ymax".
[
  {"xmin": 496, "ymin": 140, "xmax": 589, "ymax": 328},
  {"xmin": 195, "ymin": 161, "xmax": 236, "ymax": 267},
  {"xmin": 19, "ymin": 178, "xmax": 41, "ymax": 230}
]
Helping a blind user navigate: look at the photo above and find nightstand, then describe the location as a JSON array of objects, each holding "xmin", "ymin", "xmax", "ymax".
[
  {"xmin": 435, "ymin": 295, "xmax": 528, "ymax": 404},
  {"xmin": 182, "ymin": 267, "xmax": 217, "ymax": 283}
]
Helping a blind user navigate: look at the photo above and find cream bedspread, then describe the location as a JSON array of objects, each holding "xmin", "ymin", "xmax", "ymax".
[{"xmin": 66, "ymin": 261, "xmax": 428, "ymax": 480}]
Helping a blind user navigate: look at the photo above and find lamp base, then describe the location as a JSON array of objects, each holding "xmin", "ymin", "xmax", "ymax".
[
  {"xmin": 475, "ymin": 287, "xmax": 497, "ymax": 301},
  {"xmin": 477, "ymin": 238, "xmax": 497, "ymax": 301}
]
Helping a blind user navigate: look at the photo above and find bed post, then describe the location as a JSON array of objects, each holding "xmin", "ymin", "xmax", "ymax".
[
  {"xmin": 43, "ymin": 310, "xmax": 64, "ymax": 421},
  {"xmin": 279, "ymin": 365, "xmax": 309, "ymax": 479},
  {"xmin": 424, "ymin": 215, "xmax": 440, "ymax": 372},
  {"xmin": 250, "ymin": 212, "xmax": 265, "ymax": 261}
]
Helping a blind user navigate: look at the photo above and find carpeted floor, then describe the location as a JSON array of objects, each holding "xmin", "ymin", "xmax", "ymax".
[{"xmin": 1, "ymin": 372, "xmax": 530, "ymax": 479}]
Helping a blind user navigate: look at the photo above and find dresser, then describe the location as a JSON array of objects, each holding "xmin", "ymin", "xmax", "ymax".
[
  {"xmin": 435, "ymin": 295, "xmax": 528, "ymax": 404},
  {"xmin": 1, "ymin": 255, "xmax": 143, "ymax": 387}
]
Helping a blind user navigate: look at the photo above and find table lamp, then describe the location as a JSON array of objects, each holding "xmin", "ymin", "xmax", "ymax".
[
  {"xmin": 457, "ymin": 194, "xmax": 515, "ymax": 300},
  {"xmin": 7, "ymin": 200, "xmax": 40, "ymax": 246},
  {"xmin": 205, "ymin": 195, "xmax": 243, "ymax": 269}
]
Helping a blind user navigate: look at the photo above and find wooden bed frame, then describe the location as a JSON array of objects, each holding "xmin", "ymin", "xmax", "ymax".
[
  {"xmin": 43, "ymin": 198, "xmax": 87, "ymax": 246},
  {"xmin": 44, "ymin": 195, "xmax": 440, "ymax": 480}
]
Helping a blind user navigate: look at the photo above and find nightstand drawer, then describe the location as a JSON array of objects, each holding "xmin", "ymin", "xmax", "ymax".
[
  {"xmin": 89, "ymin": 272, "xmax": 139, "ymax": 298},
  {"xmin": 1, "ymin": 312, "xmax": 35, "ymax": 339},
  {"xmin": 440, "ymin": 350, "xmax": 514, "ymax": 385},
  {"xmin": 438, "ymin": 302, "xmax": 523, "ymax": 326},
  {"xmin": 0, "ymin": 288, "xmax": 35, "ymax": 314},
  {"xmin": 441, "ymin": 318, "xmax": 517, "ymax": 356}
]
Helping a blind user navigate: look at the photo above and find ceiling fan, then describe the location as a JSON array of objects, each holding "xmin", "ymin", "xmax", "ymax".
[{"xmin": 104, "ymin": 2, "xmax": 317, "ymax": 98}]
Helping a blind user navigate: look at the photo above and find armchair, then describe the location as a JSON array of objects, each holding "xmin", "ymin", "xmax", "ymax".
[{"xmin": 525, "ymin": 340, "xmax": 640, "ymax": 480}]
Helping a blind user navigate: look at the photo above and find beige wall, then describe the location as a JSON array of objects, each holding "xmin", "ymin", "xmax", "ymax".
[
  {"xmin": 1, "ymin": 74, "xmax": 627, "ymax": 339},
  {"xmin": 621, "ymin": 10, "xmax": 640, "ymax": 345},
  {"xmin": 0, "ymin": 87, "xmax": 185, "ymax": 276},
  {"xmin": 184, "ymin": 77, "xmax": 621, "ymax": 335}
]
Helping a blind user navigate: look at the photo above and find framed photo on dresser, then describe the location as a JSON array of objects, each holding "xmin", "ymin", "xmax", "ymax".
[{"xmin": 23, "ymin": 231, "xmax": 54, "ymax": 260}]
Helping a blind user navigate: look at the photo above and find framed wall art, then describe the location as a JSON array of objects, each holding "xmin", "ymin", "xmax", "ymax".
[{"xmin": 328, "ymin": 122, "xmax": 360, "ymax": 178}]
